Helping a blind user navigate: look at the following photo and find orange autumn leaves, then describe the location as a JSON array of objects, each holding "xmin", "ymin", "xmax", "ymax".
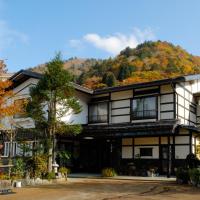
[
  {"xmin": 82, "ymin": 41, "xmax": 200, "ymax": 89},
  {"xmin": 0, "ymin": 60, "xmax": 25, "ymax": 121}
]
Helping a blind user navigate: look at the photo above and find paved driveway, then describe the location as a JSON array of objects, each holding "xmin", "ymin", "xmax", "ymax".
[{"xmin": 1, "ymin": 178, "xmax": 200, "ymax": 200}]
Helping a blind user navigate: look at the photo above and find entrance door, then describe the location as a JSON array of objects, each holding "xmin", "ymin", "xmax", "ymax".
[
  {"xmin": 79, "ymin": 139, "xmax": 121, "ymax": 173},
  {"xmin": 160, "ymin": 145, "xmax": 171, "ymax": 175}
]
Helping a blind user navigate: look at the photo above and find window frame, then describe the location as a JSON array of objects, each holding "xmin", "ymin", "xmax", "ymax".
[
  {"xmin": 3, "ymin": 141, "xmax": 34, "ymax": 157},
  {"xmin": 139, "ymin": 147, "xmax": 153, "ymax": 157},
  {"xmin": 88, "ymin": 101, "xmax": 109, "ymax": 124},
  {"xmin": 131, "ymin": 95, "xmax": 158, "ymax": 120}
]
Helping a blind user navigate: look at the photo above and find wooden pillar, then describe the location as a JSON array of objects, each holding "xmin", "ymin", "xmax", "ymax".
[
  {"xmin": 172, "ymin": 135, "xmax": 175, "ymax": 174},
  {"xmin": 133, "ymin": 137, "xmax": 135, "ymax": 160},
  {"xmin": 189, "ymin": 130, "xmax": 192, "ymax": 154},
  {"xmin": 159, "ymin": 136, "xmax": 161, "ymax": 173},
  {"xmin": 167, "ymin": 135, "xmax": 171, "ymax": 178}
]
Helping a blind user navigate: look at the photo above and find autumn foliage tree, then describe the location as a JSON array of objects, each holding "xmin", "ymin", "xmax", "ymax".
[
  {"xmin": 0, "ymin": 60, "xmax": 23, "ymax": 124},
  {"xmin": 77, "ymin": 41, "xmax": 200, "ymax": 88},
  {"xmin": 0, "ymin": 60, "xmax": 25, "ymax": 176}
]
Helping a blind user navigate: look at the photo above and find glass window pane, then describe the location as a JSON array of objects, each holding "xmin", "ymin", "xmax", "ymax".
[
  {"xmin": 140, "ymin": 148, "xmax": 152, "ymax": 157},
  {"xmin": 133, "ymin": 99, "xmax": 143, "ymax": 111},
  {"xmin": 98, "ymin": 103, "xmax": 107, "ymax": 115},
  {"xmin": 144, "ymin": 97, "xmax": 156, "ymax": 110},
  {"xmin": 132, "ymin": 96, "xmax": 156, "ymax": 119},
  {"xmin": 89, "ymin": 105, "xmax": 98, "ymax": 116}
]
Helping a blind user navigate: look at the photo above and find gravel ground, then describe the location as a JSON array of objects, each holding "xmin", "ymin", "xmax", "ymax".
[{"xmin": 1, "ymin": 178, "xmax": 200, "ymax": 200}]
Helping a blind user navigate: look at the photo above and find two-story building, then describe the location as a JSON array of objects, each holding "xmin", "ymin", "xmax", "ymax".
[{"xmin": 1, "ymin": 69, "xmax": 200, "ymax": 176}]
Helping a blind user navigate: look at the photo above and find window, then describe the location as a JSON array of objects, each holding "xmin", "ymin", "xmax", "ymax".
[
  {"xmin": 190, "ymin": 105, "xmax": 196, "ymax": 114},
  {"xmin": 89, "ymin": 102, "xmax": 108, "ymax": 123},
  {"xmin": 140, "ymin": 148, "xmax": 153, "ymax": 157},
  {"xmin": 132, "ymin": 96, "xmax": 157, "ymax": 119},
  {"xmin": 3, "ymin": 141, "xmax": 34, "ymax": 157},
  {"xmin": 13, "ymin": 98, "xmax": 29, "ymax": 119}
]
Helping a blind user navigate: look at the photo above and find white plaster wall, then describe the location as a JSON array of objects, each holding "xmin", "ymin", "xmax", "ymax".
[
  {"xmin": 13, "ymin": 78, "xmax": 38, "ymax": 95},
  {"xmin": 160, "ymin": 112, "xmax": 174, "ymax": 120},
  {"xmin": 192, "ymin": 145, "xmax": 195, "ymax": 154},
  {"xmin": 175, "ymin": 136, "xmax": 189, "ymax": 144},
  {"xmin": 160, "ymin": 94, "xmax": 174, "ymax": 103},
  {"xmin": 175, "ymin": 145, "xmax": 190, "ymax": 159},
  {"xmin": 122, "ymin": 146, "xmax": 132, "ymax": 159},
  {"xmin": 112, "ymin": 108, "xmax": 130, "ymax": 115},
  {"xmin": 176, "ymin": 80, "xmax": 200, "ymax": 125},
  {"xmin": 160, "ymin": 104, "xmax": 174, "ymax": 112},
  {"xmin": 112, "ymin": 115, "xmax": 130, "ymax": 123},
  {"xmin": 61, "ymin": 91, "xmax": 90, "ymax": 124},
  {"xmin": 111, "ymin": 99, "xmax": 130, "ymax": 108},
  {"xmin": 3, "ymin": 77, "xmax": 91, "ymax": 130}
]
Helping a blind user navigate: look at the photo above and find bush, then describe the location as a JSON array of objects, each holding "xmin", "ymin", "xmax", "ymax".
[
  {"xmin": 26, "ymin": 155, "xmax": 48, "ymax": 178},
  {"xmin": 176, "ymin": 167, "xmax": 189, "ymax": 184},
  {"xmin": 0, "ymin": 172, "xmax": 9, "ymax": 180},
  {"xmin": 45, "ymin": 172, "xmax": 56, "ymax": 181},
  {"xmin": 186, "ymin": 153, "xmax": 199, "ymax": 169},
  {"xmin": 102, "ymin": 168, "xmax": 117, "ymax": 177},
  {"xmin": 189, "ymin": 168, "xmax": 200, "ymax": 186},
  {"xmin": 58, "ymin": 167, "xmax": 71, "ymax": 175},
  {"xmin": 11, "ymin": 158, "xmax": 25, "ymax": 179}
]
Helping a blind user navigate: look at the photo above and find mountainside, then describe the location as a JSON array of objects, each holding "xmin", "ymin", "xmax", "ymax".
[
  {"xmin": 30, "ymin": 41, "xmax": 200, "ymax": 89},
  {"xmin": 30, "ymin": 57, "xmax": 101, "ymax": 77}
]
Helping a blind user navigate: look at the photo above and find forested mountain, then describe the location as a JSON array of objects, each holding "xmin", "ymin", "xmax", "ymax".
[
  {"xmin": 30, "ymin": 57, "xmax": 101, "ymax": 77},
  {"xmin": 30, "ymin": 41, "xmax": 200, "ymax": 89}
]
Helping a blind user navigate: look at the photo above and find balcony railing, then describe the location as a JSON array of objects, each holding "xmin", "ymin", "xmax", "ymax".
[
  {"xmin": 88, "ymin": 115, "xmax": 108, "ymax": 123},
  {"xmin": 132, "ymin": 110, "xmax": 157, "ymax": 120}
]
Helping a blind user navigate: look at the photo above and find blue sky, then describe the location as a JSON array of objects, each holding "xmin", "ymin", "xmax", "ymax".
[{"xmin": 0, "ymin": 0, "xmax": 200, "ymax": 72}]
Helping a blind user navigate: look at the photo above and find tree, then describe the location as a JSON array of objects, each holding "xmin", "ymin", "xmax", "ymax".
[
  {"xmin": 0, "ymin": 60, "xmax": 23, "ymax": 121},
  {"xmin": 102, "ymin": 72, "xmax": 117, "ymax": 87},
  {"xmin": 118, "ymin": 64, "xmax": 135, "ymax": 81},
  {"xmin": 26, "ymin": 53, "xmax": 82, "ymax": 172},
  {"xmin": 0, "ymin": 59, "xmax": 25, "ymax": 177}
]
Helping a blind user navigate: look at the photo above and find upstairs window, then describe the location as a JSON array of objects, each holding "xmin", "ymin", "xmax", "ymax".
[
  {"xmin": 13, "ymin": 98, "xmax": 29, "ymax": 119},
  {"xmin": 89, "ymin": 102, "xmax": 108, "ymax": 123},
  {"xmin": 132, "ymin": 96, "xmax": 157, "ymax": 120}
]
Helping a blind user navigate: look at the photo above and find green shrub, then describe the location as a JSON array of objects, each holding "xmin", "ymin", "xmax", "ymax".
[
  {"xmin": 189, "ymin": 168, "xmax": 200, "ymax": 186},
  {"xmin": 26, "ymin": 154, "xmax": 48, "ymax": 178},
  {"xmin": 58, "ymin": 167, "xmax": 71, "ymax": 175},
  {"xmin": 186, "ymin": 153, "xmax": 199, "ymax": 169},
  {"xmin": 102, "ymin": 168, "xmax": 117, "ymax": 177},
  {"xmin": 176, "ymin": 167, "xmax": 189, "ymax": 184},
  {"xmin": 12, "ymin": 158, "xmax": 25, "ymax": 179},
  {"xmin": 45, "ymin": 172, "xmax": 56, "ymax": 180}
]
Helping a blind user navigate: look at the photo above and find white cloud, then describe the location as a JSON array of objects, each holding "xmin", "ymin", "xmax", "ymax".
[
  {"xmin": 69, "ymin": 39, "xmax": 84, "ymax": 49},
  {"xmin": 69, "ymin": 28, "xmax": 156, "ymax": 55},
  {"xmin": 0, "ymin": 20, "xmax": 29, "ymax": 54}
]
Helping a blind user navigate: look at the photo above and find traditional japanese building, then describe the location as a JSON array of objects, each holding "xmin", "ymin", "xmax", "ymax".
[{"xmin": 1, "ymin": 70, "xmax": 200, "ymax": 177}]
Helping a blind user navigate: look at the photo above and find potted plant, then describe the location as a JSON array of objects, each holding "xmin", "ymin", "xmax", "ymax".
[{"xmin": 58, "ymin": 167, "xmax": 70, "ymax": 178}]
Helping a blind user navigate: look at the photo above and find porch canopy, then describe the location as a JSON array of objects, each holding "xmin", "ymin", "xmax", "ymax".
[{"xmin": 81, "ymin": 120, "xmax": 181, "ymax": 139}]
